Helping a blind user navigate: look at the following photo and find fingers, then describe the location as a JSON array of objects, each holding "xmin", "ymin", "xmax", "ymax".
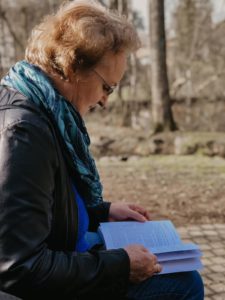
[
  {"xmin": 125, "ymin": 244, "xmax": 162, "ymax": 283},
  {"xmin": 127, "ymin": 209, "xmax": 147, "ymax": 222},
  {"xmin": 139, "ymin": 245, "xmax": 150, "ymax": 253},
  {"xmin": 152, "ymin": 254, "xmax": 157, "ymax": 264},
  {"xmin": 150, "ymin": 255, "xmax": 162, "ymax": 274},
  {"xmin": 129, "ymin": 204, "xmax": 151, "ymax": 221},
  {"xmin": 109, "ymin": 202, "xmax": 151, "ymax": 222},
  {"xmin": 154, "ymin": 263, "xmax": 162, "ymax": 273},
  {"xmin": 143, "ymin": 210, "xmax": 151, "ymax": 220}
]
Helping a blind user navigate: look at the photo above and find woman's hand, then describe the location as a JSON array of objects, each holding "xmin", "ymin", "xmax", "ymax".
[
  {"xmin": 124, "ymin": 244, "xmax": 162, "ymax": 283},
  {"xmin": 109, "ymin": 202, "xmax": 150, "ymax": 222}
]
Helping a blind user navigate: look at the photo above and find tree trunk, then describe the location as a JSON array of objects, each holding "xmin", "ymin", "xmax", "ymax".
[
  {"xmin": 109, "ymin": 0, "xmax": 138, "ymax": 127},
  {"xmin": 109, "ymin": 0, "xmax": 128, "ymax": 16},
  {"xmin": 149, "ymin": 0, "xmax": 177, "ymax": 133},
  {"xmin": 0, "ymin": 0, "xmax": 3, "ymax": 75}
]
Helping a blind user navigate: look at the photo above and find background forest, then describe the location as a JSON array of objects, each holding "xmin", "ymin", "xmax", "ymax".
[
  {"xmin": 1, "ymin": 0, "xmax": 225, "ymax": 137},
  {"xmin": 1, "ymin": 0, "xmax": 225, "ymax": 226}
]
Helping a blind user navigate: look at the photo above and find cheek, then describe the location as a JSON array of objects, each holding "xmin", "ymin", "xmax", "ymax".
[
  {"xmin": 83, "ymin": 88, "xmax": 102, "ymax": 108},
  {"xmin": 90, "ymin": 86, "xmax": 103, "ymax": 101},
  {"xmin": 81, "ymin": 85, "xmax": 96, "ymax": 100},
  {"xmin": 81, "ymin": 80, "xmax": 103, "ymax": 103}
]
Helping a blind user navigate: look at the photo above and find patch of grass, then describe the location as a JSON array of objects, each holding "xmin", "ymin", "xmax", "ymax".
[{"xmin": 98, "ymin": 155, "xmax": 225, "ymax": 174}]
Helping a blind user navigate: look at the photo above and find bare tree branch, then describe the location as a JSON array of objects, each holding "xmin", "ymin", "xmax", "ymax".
[{"xmin": 0, "ymin": 10, "xmax": 24, "ymax": 51}]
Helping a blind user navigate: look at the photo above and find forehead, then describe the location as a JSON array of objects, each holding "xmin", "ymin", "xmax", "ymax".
[{"xmin": 97, "ymin": 51, "xmax": 127, "ymax": 84}]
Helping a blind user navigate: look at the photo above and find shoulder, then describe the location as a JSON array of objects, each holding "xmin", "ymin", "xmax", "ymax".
[
  {"xmin": 0, "ymin": 86, "xmax": 60, "ymax": 172},
  {"xmin": 0, "ymin": 85, "xmax": 53, "ymax": 139}
]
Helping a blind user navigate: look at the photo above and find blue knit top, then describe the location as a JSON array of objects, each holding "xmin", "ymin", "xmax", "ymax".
[{"xmin": 72, "ymin": 184, "xmax": 90, "ymax": 252}]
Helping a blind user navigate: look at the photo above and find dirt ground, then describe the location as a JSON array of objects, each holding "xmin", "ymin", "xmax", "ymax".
[
  {"xmin": 96, "ymin": 155, "xmax": 225, "ymax": 227},
  {"xmin": 85, "ymin": 112, "xmax": 225, "ymax": 227}
]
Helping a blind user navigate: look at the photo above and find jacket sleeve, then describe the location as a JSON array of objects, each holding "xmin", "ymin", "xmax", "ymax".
[
  {"xmin": 0, "ymin": 119, "xmax": 130, "ymax": 300},
  {"xmin": 87, "ymin": 202, "xmax": 111, "ymax": 231}
]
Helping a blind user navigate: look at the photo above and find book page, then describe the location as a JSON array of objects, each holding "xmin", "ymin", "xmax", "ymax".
[
  {"xmin": 150, "ymin": 243, "xmax": 200, "ymax": 254},
  {"xmin": 158, "ymin": 257, "xmax": 203, "ymax": 275},
  {"xmin": 99, "ymin": 220, "xmax": 203, "ymax": 275},
  {"xmin": 99, "ymin": 220, "xmax": 182, "ymax": 251},
  {"xmin": 157, "ymin": 249, "xmax": 202, "ymax": 262}
]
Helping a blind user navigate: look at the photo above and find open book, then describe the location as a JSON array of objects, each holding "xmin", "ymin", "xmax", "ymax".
[{"xmin": 98, "ymin": 220, "xmax": 203, "ymax": 275}]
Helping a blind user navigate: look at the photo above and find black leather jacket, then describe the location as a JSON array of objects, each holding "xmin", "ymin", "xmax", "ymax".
[{"xmin": 0, "ymin": 86, "xmax": 130, "ymax": 300}]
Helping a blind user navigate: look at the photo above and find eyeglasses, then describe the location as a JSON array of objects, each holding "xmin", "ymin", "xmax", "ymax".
[{"xmin": 92, "ymin": 69, "xmax": 117, "ymax": 95}]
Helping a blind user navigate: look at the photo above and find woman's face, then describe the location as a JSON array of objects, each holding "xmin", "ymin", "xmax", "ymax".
[{"xmin": 71, "ymin": 51, "xmax": 127, "ymax": 116}]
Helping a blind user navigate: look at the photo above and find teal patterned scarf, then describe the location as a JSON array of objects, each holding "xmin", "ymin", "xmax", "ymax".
[{"xmin": 1, "ymin": 60, "xmax": 103, "ymax": 207}]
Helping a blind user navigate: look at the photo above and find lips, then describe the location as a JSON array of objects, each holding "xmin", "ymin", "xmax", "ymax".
[
  {"xmin": 89, "ymin": 106, "xmax": 96, "ymax": 112},
  {"xmin": 89, "ymin": 102, "xmax": 105, "ymax": 112}
]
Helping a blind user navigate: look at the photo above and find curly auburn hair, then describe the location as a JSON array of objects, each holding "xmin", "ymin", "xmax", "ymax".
[{"xmin": 25, "ymin": 0, "xmax": 141, "ymax": 79}]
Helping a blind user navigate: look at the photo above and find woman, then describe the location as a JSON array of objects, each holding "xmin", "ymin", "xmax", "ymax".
[{"xmin": 0, "ymin": 1, "xmax": 204, "ymax": 299}]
